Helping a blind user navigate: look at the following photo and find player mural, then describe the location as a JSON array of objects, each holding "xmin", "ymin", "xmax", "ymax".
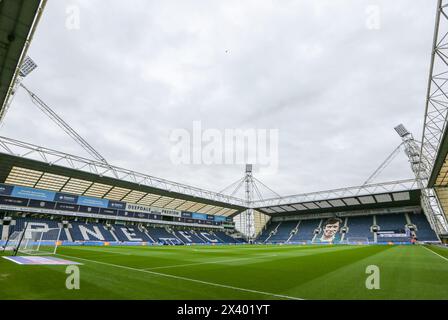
[{"xmin": 318, "ymin": 218, "xmax": 343, "ymax": 243}]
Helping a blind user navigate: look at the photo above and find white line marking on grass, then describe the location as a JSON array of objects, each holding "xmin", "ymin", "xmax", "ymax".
[
  {"xmin": 143, "ymin": 254, "xmax": 278, "ymax": 270},
  {"xmin": 56, "ymin": 253, "xmax": 303, "ymax": 300},
  {"xmin": 144, "ymin": 246, "xmax": 359, "ymax": 271},
  {"xmin": 421, "ymin": 245, "xmax": 448, "ymax": 262}
]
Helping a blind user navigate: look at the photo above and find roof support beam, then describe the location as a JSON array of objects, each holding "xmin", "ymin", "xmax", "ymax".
[{"xmin": 0, "ymin": 135, "xmax": 247, "ymax": 207}]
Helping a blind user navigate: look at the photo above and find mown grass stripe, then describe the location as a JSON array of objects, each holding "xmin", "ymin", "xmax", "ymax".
[
  {"xmin": 422, "ymin": 245, "xmax": 448, "ymax": 262},
  {"xmin": 56, "ymin": 252, "xmax": 304, "ymax": 300}
]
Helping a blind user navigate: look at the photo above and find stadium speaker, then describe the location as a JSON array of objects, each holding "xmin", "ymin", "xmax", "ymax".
[{"xmin": 2, "ymin": 216, "xmax": 12, "ymax": 225}]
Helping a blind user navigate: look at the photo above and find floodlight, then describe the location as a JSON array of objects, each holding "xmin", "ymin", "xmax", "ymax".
[
  {"xmin": 394, "ymin": 124, "xmax": 409, "ymax": 137},
  {"xmin": 19, "ymin": 56, "xmax": 38, "ymax": 77}
]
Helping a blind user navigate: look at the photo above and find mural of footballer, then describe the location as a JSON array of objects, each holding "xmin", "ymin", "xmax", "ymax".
[{"xmin": 318, "ymin": 217, "xmax": 343, "ymax": 243}]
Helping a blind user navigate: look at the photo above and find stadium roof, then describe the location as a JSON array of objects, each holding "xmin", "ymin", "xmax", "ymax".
[
  {"xmin": 0, "ymin": 135, "xmax": 424, "ymax": 219},
  {"xmin": 0, "ymin": 136, "xmax": 246, "ymax": 217},
  {"xmin": 252, "ymin": 179, "xmax": 421, "ymax": 216},
  {"xmin": 0, "ymin": 0, "xmax": 44, "ymax": 120},
  {"xmin": 429, "ymin": 125, "xmax": 448, "ymax": 188}
]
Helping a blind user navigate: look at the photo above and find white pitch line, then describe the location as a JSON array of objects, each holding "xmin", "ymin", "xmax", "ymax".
[
  {"xmin": 56, "ymin": 253, "xmax": 303, "ymax": 300},
  {"xmin": 145, "ymin": 245, "xmax": 358, "ymax": 270},
  {"xmin": 143, "ymin": 254, "xmax": 278, "ymax": 270},
  {"xmin": 421, "ymin": 245, "xmax": 448, "ymax": 262}
]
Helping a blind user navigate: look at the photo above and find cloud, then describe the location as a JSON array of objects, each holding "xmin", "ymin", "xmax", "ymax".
[{"xmin": 0, "ymin": 0, "xmax": 434, "ymax": 197}]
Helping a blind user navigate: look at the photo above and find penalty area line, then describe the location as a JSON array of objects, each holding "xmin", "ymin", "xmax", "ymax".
[{"xmin": 56, "ymin": 253, "xmax": 303, "ymax": 300}]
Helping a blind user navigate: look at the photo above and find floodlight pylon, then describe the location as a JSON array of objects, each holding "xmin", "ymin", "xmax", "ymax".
[
  {"xmin": 220, "ymin": 164, "xmax": 280, "ymax": 241},
  {"xmin": 395, "ymin": 124, "xmax": 448, "ymax": 235}
]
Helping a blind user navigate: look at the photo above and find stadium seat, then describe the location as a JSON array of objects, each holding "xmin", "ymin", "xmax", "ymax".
[
  {"xmin": 345, "ymin": 216, "xmax": 374, "ymax": 242},
  {"xmin": 70, "ymin": 222, "xmax": 116, "ymax": 242},
  {"xmin": 408, "ymin": 213, "xmax": 439, "ymax": 241},
  {"xmin": 289, "ymin": 219, "xmax": 321, "ymax": 243},
  {"xmin": 173, "ymin": 230, "xmax": 206, "ymax": 244},
  {"xmin": 257, "ymin": 222, "xmax": 281, "ymax": 243},
  {"xmin": 146, "ymin": 227, "xmax": 180, "ymax": 244},
  {"xmin": 112, "ymin": 226, "xmax": 153, "ymax": 242},
  {"xmin": 214, "ymin": 231, "xmax": 240, "ymax": 243},
  {"xmin": 268, "ymin": 221, "xmax": 298, "ymax": 243},
  {"xmin": 375, "ymin": 214, "xmax": 409, "ymax": 243}
]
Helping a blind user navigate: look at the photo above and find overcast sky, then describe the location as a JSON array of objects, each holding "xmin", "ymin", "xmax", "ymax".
[{"xmin": 0, "ymin": 0, "xmax": 437, "ymax": 198}]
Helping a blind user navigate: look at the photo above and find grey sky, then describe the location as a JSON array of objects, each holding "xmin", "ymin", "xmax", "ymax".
[{"xmin": 0, "ymin": 0, "xmax": 436, "ymax": 197}]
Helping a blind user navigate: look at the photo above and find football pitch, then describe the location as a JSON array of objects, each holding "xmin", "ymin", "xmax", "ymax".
[{"xmin": 1, "ymin": 244, "xmax": 448, "ymax": 300}]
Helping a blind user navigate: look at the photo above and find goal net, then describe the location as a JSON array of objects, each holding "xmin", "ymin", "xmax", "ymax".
[
  {"xmin": 1, "ymin": 231, "xmax": 22, "ymax": 251},
  {"xmin": 346, "ymin": 237, "xmax": 370, "ymax": 245},
  {"xmin": 8, "ymin": 224, "xmax": 62, "ymax": 255}
]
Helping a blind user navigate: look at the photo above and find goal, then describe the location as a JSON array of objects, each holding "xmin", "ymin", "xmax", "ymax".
[{"xmin": 6, "ymin": 223, "xmax": 62, "ymax": 256}]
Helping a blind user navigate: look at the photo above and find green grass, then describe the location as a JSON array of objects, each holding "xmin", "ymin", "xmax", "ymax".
[{"xmin": 1, "ymin": 244, "xmax": 447, "ymax": 300}]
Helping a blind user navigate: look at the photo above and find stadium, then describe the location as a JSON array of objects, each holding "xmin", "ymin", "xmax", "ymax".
[{"xmin": 0, "ymin": 0, "xmax": 448, "ymax": 304}]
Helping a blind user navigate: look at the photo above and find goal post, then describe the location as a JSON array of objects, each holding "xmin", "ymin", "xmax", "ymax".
[{"xmin": 12, "ymin": 223, "xmax": 62, "ymax": 256}]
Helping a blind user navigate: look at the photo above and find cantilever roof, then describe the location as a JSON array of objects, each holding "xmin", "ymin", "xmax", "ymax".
[
  {"xmin": 0, "ymin": 136, "xmax": 424, "ymax": 218},
  {"xmin": 252, "ymin": 179, "xmax": 421, "ymax": 216},
  {"xmin": 0, "ymin": 137, "xmax": 245, "ymax": 217},
  {"xmin": 0, "ymin": 0, "xmax": 43, "ymax": 118}
]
